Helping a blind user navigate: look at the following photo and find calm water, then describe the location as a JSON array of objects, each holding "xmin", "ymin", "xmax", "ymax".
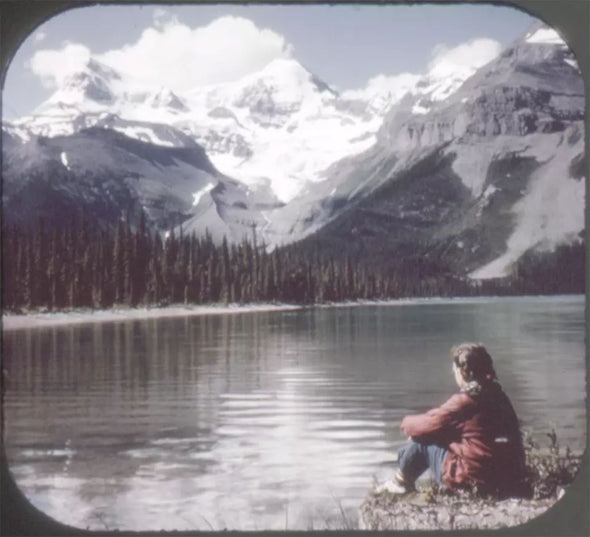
[{"xmin": 3, "ymin": 296, "xmax": 586, "ymax": 530}]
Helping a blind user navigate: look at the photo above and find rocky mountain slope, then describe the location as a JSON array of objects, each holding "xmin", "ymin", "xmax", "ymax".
[
  {"xmin": 2, "ymin": 21, "xmax": 585, "ymax": 281},
  {"xmin": 284, "ymin": 23, "xmax": 585, "ymax": 279},
  {"xmin": 2, "ymin": 127, "xmax": 279, "ymax": 243}
]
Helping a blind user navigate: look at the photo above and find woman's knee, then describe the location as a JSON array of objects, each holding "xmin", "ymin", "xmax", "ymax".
[
  {"xmin": 397, "ymin": 440, "xmax": 428, "ymax": 467},
  {"xmin": 397, "ymin": 440, "xmax": 419, "ymax": 459}
]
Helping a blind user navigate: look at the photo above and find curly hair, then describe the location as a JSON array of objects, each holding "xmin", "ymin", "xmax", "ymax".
[{"xmin": 451, "ymin": 342, "xmax": 497, "ymax": 383}]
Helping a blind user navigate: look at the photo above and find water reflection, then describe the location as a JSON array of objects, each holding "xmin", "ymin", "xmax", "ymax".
[{"xmin": 3, "ymin": 296, "xmax": 586, "ymax": 530}]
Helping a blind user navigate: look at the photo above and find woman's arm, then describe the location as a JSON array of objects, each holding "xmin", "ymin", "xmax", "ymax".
[{"xmin": 400, "ymin": 393, "xmax": 470, "ymax": 441}]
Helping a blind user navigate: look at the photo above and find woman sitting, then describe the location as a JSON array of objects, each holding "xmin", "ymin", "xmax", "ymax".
[{"xmin": 387, "ymin": 343, "xmax": 526, "ymax": 497}]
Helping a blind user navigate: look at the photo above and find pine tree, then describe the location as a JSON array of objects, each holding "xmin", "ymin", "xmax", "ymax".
[{"xmin": 113, "ymin": 220, "xmax": 126, "ymax": 304}]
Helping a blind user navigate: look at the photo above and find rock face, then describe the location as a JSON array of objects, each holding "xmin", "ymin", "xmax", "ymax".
[
  {"xmin": 1, "ymin": 127, "xmax": 277, "ymax": 242},
  {"xmin": 359, "ymin": 487, "xmax": 558, "ymax": 531},
  {"xmin": 373, "ymin": 24, "xmax": 582, "ymax": 152}
]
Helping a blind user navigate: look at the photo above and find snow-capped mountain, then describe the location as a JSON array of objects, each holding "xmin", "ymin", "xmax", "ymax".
[
  {"xmin": 44, "ymin": 58, "xmax": 121, "ymax": 107},
  {"xmin": 144, "ymin": 87, "xmax": 189, "ymax": 112},
  {"xmin": 5, "ymin": 50, "xmax": 481, "ymax": 204},
  {"xmin": 2, "ymin": 21, "xmax": 585, "ymax": 280},
  {"xmin": 281, "ymin": 22, "xmax": 585, "ymax": 279}
]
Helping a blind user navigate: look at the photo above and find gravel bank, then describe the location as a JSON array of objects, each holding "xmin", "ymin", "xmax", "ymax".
[{"xmin": 359, "ymin": 485, "xmax": 563, "ymax": 530}]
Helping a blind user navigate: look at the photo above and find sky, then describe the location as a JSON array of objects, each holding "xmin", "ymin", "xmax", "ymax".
[{"xmin": 1, "ymin": 3, "xmax": 537, "ymax": 120}]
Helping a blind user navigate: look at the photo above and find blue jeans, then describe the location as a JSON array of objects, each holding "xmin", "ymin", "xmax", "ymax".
[{"xmin": 397, "ymin": 440, "xmax": 448, "ymax": 486}]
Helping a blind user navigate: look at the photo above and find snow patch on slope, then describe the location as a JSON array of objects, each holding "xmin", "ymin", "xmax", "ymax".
[
  {"xmin": 192, "ymin": 182, "xmax": 215, "ymax": 206},
  {"xmin": 111, "ymin": 125, "xmax": 175, "ymax": 147},
  {"xmin": 525, "ymin": 27, "xmax": 566, "ymax": 45},
  {"xmin": 564, "ymin": 58, "xmax": 580, "ymax": 72},
  {"xmin": 60, "ymin": 151, "xmax": 70, "ymax": 170},
  {"xmin": 449, "ymin": 143, "xmax": 497, "ymax": 197},
  {"xmin": 412, "ymin": 101, "xmax": 430, "ymax": 115}
]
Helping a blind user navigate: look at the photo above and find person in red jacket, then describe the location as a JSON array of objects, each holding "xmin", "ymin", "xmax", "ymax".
[{"xmin": 387, "ymin": 343, "xmax": 526, "ymax": 497}]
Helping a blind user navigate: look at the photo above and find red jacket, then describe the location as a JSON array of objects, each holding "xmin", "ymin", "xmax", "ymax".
[{"xmin": 400, "ymin": 382, "xmax": 525, "ymax": 491}]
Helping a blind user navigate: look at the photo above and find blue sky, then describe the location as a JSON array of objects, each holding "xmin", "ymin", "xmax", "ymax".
[{"xmin": 2, "ymin": 3, "xmax": 536, "ymax": 119}]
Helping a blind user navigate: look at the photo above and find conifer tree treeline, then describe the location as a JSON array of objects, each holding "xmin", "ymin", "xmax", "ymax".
[
  {"xmin": 2, "ymin": 215, "xmax": 584, "ymax": 312},
  {"xmin": 2, "ymin": 215, "xmax": 408, "ymax": 311}
]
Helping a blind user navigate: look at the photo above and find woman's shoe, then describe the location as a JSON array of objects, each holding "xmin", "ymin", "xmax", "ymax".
[{"xmin": 374, "ymin": 480, "xmax": 408, "ymax": 495}]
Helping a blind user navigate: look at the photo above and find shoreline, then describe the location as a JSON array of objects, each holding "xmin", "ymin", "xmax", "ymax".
[
  {"xmin": 1, "ymin": 303, "xmax": 305, "ymax": 331},
  {"xmin": 2, "ymin": 294, "xmax": 583, "ymax": 331}
]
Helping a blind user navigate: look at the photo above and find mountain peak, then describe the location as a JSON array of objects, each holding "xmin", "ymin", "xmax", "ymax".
[
  {"xmin": 260, "ymin": 57, "xmax": 311, "ymax": 78},
  {"xmin": 42, "ymin": 57, "xmax": 122, "ymax": 109},
  {"xmin": 85, "ymin": 58, "xmax": 122, "ymax": 81},
  {"xmin": 450, "ymin": 20, "xmax": 582, "ymax": 100},
  {"xmin": 146, "ymin": 87, "xmax": 189, "ymax": 112},
  {"xmin": 517, "ymin": 21, "xmax": 570, "ymax": 57},
  {"xmin": 252, "ymin": 57, "xmax": 335, "ymax": 95}
]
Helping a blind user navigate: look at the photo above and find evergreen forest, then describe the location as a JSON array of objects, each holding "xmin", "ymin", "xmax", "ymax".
[{"xmin": 2, "ymin": 214, "xmax": 585, "ymax": 313}]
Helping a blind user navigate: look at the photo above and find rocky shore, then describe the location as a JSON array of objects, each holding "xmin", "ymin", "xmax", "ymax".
[
  {"xmin": 358, "ymin": 484, "xmax": 562, "ymax": 530},
  {"xmin": 359, "ymin": 428, "xmax": 583, "ymax": 531}
]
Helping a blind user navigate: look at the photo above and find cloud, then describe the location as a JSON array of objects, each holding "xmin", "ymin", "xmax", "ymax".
[
  {"xmin": 342, "ymin": 72, "xmax": 421, "ymax": 103},
  {"xmin": 27, "ymin": 16, "xmax": 291, "ymax": 93},
  {"xmin": 97, "ymin": 16, "xmax": 292, "ymax": 91},
  {"xmin": 363, "ymin": 73, "xmax": 421, "ymax": 98},
  {"xmin": 427, "ymin": 38, "xmax": 501, "ymax": 78},
  {"xmin": 342, "ymin": 38, "xmax": 501, "ymax": 99},
  {"xmin": 152, "ymin": 7, "xmax": 178, "ymax": 29},
  {"xmin": 28, "ymin": 43, "xmax": 91, "ymax": 88}
]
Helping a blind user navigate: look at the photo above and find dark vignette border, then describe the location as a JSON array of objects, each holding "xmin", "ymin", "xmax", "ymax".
[{"xmin": 0, "ymin": 1, "xmax": 588, "ymax": 536}]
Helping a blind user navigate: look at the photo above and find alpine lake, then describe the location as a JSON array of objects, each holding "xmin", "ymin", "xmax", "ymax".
[{"xmin": 3, "ymin": 295, "xmax": 586, "ymax": 530}]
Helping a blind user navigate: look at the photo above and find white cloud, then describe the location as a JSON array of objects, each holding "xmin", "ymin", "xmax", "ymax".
[
  {"xmin": 27, "ymin": 16, "xmax": 291, "ymax": 93},
  {"xmin": 347, "ymin": 72, "xmax": 421, "ymax": 99},
  {"xmin": 341, "ymin": 38, "xmax": 501, "ymax": 103},
  {"xmin": 97, "ymin": 16, "xmax": 292, "ymax": 91},
  {"xmin": 28, "ymin": 43, "xmax": 91, "ymax": 88},
  {"xmin": 341, "ymin": 72, "xmax": 421, "ymax": 113},
  {"xmin": 427, "ymin": 38, "xmax": 501, "ymax": 78}
]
